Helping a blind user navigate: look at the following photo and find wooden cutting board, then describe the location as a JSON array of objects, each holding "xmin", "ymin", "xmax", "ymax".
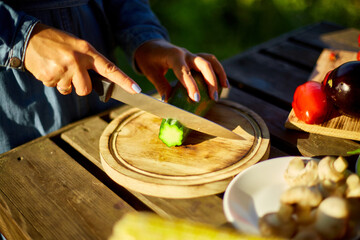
[
  {"xmin": 100, "ymin": 100, "xmax": 270, "ymax": 199},
  {"xmin": 285, "ymin": 49, "xmax": 360, "ymax": 141}
]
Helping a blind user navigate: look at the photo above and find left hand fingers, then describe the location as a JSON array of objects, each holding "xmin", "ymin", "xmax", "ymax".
[
  {"xmin": 187, "ymin": 53, "xmax": 219, "ymax": 101},
  {"xmin": 71, "ymin": 68, "xmax": 92, "ymax": 96},
  {"xmin": 56, "ymin": 78, "xmax": 73, "ymax": 95},
  {"xmin": 196, "ymin": 53, "xmax": 229, "ymax": 88},
  {"xmin": 171, "ymin": 57, "xmax": 200, "ymax": 102}
]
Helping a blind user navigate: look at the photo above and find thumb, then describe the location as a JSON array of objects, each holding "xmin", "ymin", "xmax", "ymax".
[{"xmin": 145, "ymin": 72, "xmax": 172, "ymax": 101}]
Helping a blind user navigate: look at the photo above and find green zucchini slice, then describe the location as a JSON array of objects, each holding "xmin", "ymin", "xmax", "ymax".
[{"xmin": 158, "ymin": 71, "xmax": 221, "ymax": 147}]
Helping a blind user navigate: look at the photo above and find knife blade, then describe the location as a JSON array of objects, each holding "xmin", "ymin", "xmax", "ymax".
[{"xmin": 90, "ymin": 71, "xmax": 243, "ymax": 140}]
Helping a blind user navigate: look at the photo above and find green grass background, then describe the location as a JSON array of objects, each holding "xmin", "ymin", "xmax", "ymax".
[{"xmin": 115, "ymin": 0, "xmax": 360, "ymax": 92}]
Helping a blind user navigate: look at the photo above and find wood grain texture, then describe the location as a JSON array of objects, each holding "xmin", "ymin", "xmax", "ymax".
[
  {"xmin": 223, "ymin": 52, "xmax": 310, "ymax": 105},
  {"xmin": 61, "ymin": 116, "xmax": 108, "ymax": 169},
  {"xmin": 0, "ymin": 195, "xmax": 32, "ymax": 240},
  {"xmin": 61, "ymin": 115, "xmax": 229, "ymax": 226},
  {"xmin": 0, "ymin": 139, "xmax": 134, "ymax": 239},
  {"xmin": 100, "ymin": 100, "xmax": 270, "ymax": 198},
  {"xmin": 285, "ymin": 49, "xmax": 360, "ymax": 141}
]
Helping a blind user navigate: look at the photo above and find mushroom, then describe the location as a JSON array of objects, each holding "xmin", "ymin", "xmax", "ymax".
[
  {"xmin": 277, "ymin": 203, "xmax": 294, "ymax": 222},
  {"xmin": 318, "ymin": 156, "xmax": 348, "ymax": 197},
  {"xmin": 258, "ymin": 211, "xmax": 297, "ymax": 238},
  {"xmin": 345, "ymin": 174, "xmax": 360, "ymax": 238},
  {"xmin": 280, "ymin": 186, "xmax": 322, "ymax": 225},
  {"xmin": 284, "ymin": 157, "xmax": 319, "ymax": 187},
  {"xmin": 318, "ymin": 156, "xmax": 348, "ymax": 182},
  {"xmin": 314, "ymin": 196, "xmax": 349, "ymax": 240},
  {"xmin": 346, "ymin": 173, "xmax": 360, "ymax": 198},
  {"xmin": 292, "ymin": 227, "xmax": 322, "ymax": 240}
]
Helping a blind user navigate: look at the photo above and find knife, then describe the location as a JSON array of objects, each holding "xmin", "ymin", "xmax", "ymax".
[{"xmin": 90, "ymin": 71, "xmax": 243, "ymax": 140}]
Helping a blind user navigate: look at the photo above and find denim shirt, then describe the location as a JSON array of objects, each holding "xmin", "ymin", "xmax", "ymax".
[{"xmin": 0, "ymin": 0, "xmax": 169, "ymax": 153}]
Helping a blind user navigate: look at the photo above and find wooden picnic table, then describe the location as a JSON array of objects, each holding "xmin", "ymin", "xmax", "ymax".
[{"xmin": 1, "ymin": 21, "xmax": 360, "ymax": 239}]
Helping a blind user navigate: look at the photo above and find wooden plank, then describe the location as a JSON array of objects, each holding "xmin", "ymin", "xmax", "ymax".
[
  {"xmin": 0, "ymin": 194, "xmax": 32, "ymax": 240},
  {"xmin": 60, "ymin": 116, "xmax": 107, "ymax": 169},
  {"xmin": 268, "ymin": 146, "xmax": 287, "ymax": 159},
  {"xmin": 0, "ymin": 139, "xmax": 134, "ymax": 239},
  {"xmin": 0, "ymin": 192, "xmax": 43, "ymax": 239},
  {"xmin": 222, "ymin": 22, "xmax": 346, "ymax": 103},
  {"xmin": 293, "ymin": 24, "xmax": 359, "ymax": 51},
  {"xmin": 223, "ymin": 52, "xmax": 310, "ymax": 105},
  {"xmin": 222, "ymin": 22, "xmax": 344, "ymax": 67},
  {"xmin": 61, "ymin": 116, "xmax": 229, "ymax": 226},
  {"xmin": 264, "ymin": 41, "xmax": 321, "ymax": 69}
]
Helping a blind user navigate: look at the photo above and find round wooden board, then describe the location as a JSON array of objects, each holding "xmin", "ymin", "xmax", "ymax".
[{"xmin": 100, "ymin": 100, "xmax": 270, "ymax": 198}]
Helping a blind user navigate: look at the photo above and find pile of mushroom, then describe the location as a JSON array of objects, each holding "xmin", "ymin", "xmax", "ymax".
[{"xmin": 258, "ymin": 156, "xmax": 360, "ymax": 240}]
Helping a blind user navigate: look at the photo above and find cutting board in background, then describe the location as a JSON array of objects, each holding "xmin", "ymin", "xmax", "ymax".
[
  {"xmin": 285, "ymin": 49, "xmax": 360, "ymax": 141},
  {"xmin": 100, "ymin": 100, "xmax": 270, "ymax": 199}
]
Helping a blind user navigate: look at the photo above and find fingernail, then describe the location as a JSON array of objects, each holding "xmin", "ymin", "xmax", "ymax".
[
  {"xmin": 226, "ymin": 78, "xmax": 230, "ymax": 87},
  {"xmin": 131, "ymin": 83, "xmax": 142, "ymax": 93},
  {"xmin": 161, "ymin": 95, "xmax": 166, "ymax": 102},
  {"xmin": 213, "ymin": 91, "xmax": 218, "ymax": 101},
  {"xmin": 194, "ymin": 92, "xmax": 200, "ymax": 102}
]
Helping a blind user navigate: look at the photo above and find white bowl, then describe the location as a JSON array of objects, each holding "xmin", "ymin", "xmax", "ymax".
[{"xmin": 223, "ymin": 156, "xmax": 312, "ymax": 235}]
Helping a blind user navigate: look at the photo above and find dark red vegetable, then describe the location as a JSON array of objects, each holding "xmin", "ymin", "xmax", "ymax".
[
  {"xmin": 322, "ymin": 61, "xmax": 360, "ymax": 118},
  {"xmin": 292, "ymin": 81, "xmax": 330, "ymax": 124}
]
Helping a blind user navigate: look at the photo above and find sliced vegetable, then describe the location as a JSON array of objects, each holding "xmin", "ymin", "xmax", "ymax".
[
  {"xmin": 292, "ymin": 81, "xmax": 330, "ymax": 124},
  {"xmin": 158, "ymin": 71, "xmax": 221, "ymax": 147},
  {"xmin": 158, "ymin": 118, "xmax": 189, "ymax": 147}
]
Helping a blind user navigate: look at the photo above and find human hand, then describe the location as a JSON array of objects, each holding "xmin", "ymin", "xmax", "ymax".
[
  {"xmin": 134, "ymin": 39, "xmax": 228, "ymax": 102},
  {"xmin": 24, "ymin": 23, "xmax": 141, "ymax": 96}
]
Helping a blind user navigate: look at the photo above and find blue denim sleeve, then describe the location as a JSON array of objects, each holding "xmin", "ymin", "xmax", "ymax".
[
  {"xmin": 0, "ymin": 1, "xmax": 39, "ymax": 70},
  {"xmin": 105, "ymin": 0, "xmax": 169, "ymax": 67}
]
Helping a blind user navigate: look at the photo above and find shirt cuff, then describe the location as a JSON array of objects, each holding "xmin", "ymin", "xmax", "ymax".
[
  {"xmin": 120, "ymin": 27, "xmax": 169, "ymax": 74},
  {"xmin": 7, "ymin": 15, "xmax": 39, "ymax": 71}
]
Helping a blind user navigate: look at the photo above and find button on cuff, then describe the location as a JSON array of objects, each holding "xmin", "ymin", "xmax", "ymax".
[{"xmin": 9, "ymin": 57, "xmax": 22, "ymax": 68}]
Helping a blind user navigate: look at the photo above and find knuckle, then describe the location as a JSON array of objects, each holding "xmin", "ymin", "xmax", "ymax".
[
  {"xmin": 171, "ymin": 46, "xmax": 186, "ymax": 57},
  {"xmin": 43, "ymin": 81, "xmax": 56, "ymax": 87},
  {"xmin": 77, "ymin": 40, "xmax": 93, "ymax": 53},
  {"xmin": 206, "ymin": 53, "xmax": 216, "ymax": 59},
  {"xmin": 104, "ymin": 62, "xmax": 118, "ymax": 74},
  {"xmin": 199, "ymin": 53, "xmax": 217, "ymax": 62},
  {"xmin": 181, "ymin": 66, "xmax": 191, "ymax": 76},
  {"xmin": 41, "ymin": 73, "xmax": 56, "ymax": 84},
  {"xmin": 76, "ymin": 87, "xmax": 91, "ymax": 96}
]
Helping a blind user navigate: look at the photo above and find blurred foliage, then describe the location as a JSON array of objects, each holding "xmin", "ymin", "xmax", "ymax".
[
  {"xmin": 150, "ymin": 0, "xmax": 360, "ymax": 60},
  {"xmin": 116, "ymin": 0, "xmax": 360, "ymax": 91}
]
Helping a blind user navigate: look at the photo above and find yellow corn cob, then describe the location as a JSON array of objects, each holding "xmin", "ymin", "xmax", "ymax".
[{"xmin": 109, "ymin": 212, "xmax": 284, "ymax": 240}]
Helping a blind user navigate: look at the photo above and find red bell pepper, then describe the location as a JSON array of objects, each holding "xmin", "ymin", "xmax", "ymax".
[{"xmin": 292, "ymin": 81, "xmax": 330, "ymax": 124}]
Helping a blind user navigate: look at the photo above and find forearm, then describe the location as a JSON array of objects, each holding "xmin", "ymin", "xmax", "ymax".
[{"xmin": 0, "ymin": 1, "xmax": 39, "ymax": 70}]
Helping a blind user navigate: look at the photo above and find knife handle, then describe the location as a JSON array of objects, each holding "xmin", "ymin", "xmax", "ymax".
[{"xmin": 89, "ymin": 70, "xmax": 114, "ymax": 102}]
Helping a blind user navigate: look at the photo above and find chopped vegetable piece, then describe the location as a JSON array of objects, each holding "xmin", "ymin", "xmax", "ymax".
[
  {"xmin": 158, "ymin": 71, "xmax": 221, "ymax": 147},
  {"xmin": 158, "ymin": 118, "xmax": 189, "ymax": 147}
]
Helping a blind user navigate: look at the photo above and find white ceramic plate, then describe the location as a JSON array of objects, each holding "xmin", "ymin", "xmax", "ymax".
[{"xmin": 223, "ymin": 156, "xmax": 312, "ymax": 235}]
